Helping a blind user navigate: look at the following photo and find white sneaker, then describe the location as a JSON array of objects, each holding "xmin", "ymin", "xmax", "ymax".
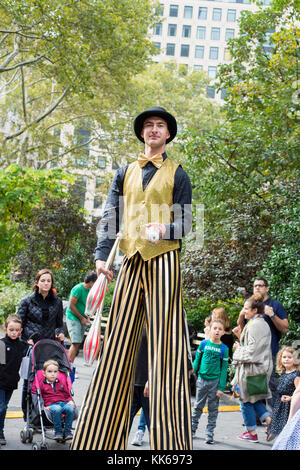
[{"xmin": 131, "ymin": 430, "xmax": 144, "ymax": 446}]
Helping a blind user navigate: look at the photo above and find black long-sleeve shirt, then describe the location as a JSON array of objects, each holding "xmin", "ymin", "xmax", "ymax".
[{"xmin": 95, "ymin": 153, "xmax": 192, "ymax": 261}]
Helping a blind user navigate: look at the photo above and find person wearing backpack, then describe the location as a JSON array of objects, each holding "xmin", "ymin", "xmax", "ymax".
[{"xmin": 192, "ymin": 319, "xmax": 229, "ymax": 444}]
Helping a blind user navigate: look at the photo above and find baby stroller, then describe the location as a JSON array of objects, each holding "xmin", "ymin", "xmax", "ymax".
[{"xmin": 20, "ymin": 339, "xmax": 77, "ymax": 450}]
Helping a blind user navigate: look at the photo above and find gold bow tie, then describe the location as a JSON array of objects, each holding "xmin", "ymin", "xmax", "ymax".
[{"xmin": 137, "ymin": 153, "xmax": 163, "ymax": 169}]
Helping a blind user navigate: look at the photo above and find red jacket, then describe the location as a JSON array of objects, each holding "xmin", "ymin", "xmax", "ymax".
[{"xmin": 31, "ymin": 370, "xmax": 73, "ymax": 407}]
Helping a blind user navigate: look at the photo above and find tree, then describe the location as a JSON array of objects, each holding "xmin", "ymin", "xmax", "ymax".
[
  {"xmin": 92, "ymin": 61, "xmax": 222, "ymax": 169},
  {"xmin": 0, "ymin": 164, "xmax": 73, "ymax": 271},
  {"xmin": 259, "ymin": 184, "xmax": 300, "ymax": 343},
  {"xmin": 0, "ymin": 0, "xmax": 159, "ymax": 167},
  {"xmin": 13, "ymin": 195, "xmax": 97, "ymax": 283},
  {"xmin": 181, "ymin": 1, "xmax": 299, "ymax": 325}
]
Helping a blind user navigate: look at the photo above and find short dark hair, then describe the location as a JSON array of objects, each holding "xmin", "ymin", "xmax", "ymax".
[
  {"xmin": 254, "ymin": 277, "xmax": 269, "ymax": 287},
  {"xmin": 84, "ymin": 271, "xmax": 97, "ymax": 284}
]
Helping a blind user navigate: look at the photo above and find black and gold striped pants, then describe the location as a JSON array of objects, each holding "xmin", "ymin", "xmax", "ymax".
[{"xmin": 71, "ymin": 250, "xmax": 192, "ymax": 450}]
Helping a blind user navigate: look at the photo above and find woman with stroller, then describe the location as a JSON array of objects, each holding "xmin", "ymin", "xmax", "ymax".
[
  {"xmin": 18, "ymin": 269, "xmax": 65, "ymax": 345},
  {"xmin": 31, "ymin": 360, "xmax": 76, "ymax": 441},
  {"xmin": 17, "ymin": 268, "xmax": 65, "ymax": 419}
]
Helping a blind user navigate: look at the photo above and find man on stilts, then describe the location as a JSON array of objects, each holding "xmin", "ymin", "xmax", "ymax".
[{"xmin": 71, "ymin": 107, "xmax": 193, "ymax": 450}]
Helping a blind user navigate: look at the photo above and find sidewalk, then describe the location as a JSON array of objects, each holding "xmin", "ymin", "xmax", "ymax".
[{"xmin": 2, "ymin": 349, "xmax": 273, "ymax": 452}]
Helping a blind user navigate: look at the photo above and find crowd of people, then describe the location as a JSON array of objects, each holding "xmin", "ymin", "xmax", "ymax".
[
  {"xmin": 0, "ymin": 107, "xmax": 299, "ymax": 451},
  {"xmin": 0, "ymin": 262, "xmax": 299, "ymax": 451},
  {"xmin": 191, "ymin": 277, "xmax": 300, "ymax": 449}
]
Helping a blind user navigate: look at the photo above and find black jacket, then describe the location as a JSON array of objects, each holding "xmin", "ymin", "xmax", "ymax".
[
  {"xmin": 0, "ymin": 335, "xmax": 29, "ymax": 390},
  {"xmin": 17, "ymin": 289, "xmax": 64, "ymax": 343}
]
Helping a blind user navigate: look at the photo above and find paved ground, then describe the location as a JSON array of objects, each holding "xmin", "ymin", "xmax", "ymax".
[{"xmin": 1, "ymin": 347, "xmax": 274, "ymax": 453}]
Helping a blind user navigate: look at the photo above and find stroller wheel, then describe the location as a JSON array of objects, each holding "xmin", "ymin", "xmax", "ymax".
[
  {"xmin": 20, "ymin": 430, "xmax": 27, "ymax": 443},
  {"xmin": 32, "ymin": 442, "xmax": 48, "ymax": 450},
  {"xmin": 28, "ymin": 429, "xmax": 34, "ymax": 443}
]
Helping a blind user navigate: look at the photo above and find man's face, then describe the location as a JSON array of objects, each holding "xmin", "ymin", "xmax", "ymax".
[
  {"xmin": 141, "ymin": 116, "xmax": 170, "ymax": 150},
  {"xmin": 253, "ymin": 279, "xmax": 269, "ymax": 299}
]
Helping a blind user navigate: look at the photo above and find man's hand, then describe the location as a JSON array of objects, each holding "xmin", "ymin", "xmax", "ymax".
[
  {"xmin": 95, "ymin": 260, "xmax": 113, "ymax": 283},
  {"xmin": 144, "ymin": 223, "xmax": 166, "ymax": 244},
  {"xmin": 264, "ymin": 305, "xmax": 274, "ymax": 317}
]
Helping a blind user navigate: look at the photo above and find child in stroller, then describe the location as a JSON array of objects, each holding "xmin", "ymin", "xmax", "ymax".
[
  {"xmin": 31, "ymin": 360, "xmax": 76, "ymax": 442},
  {"xmin": 21, "ymin": 339, "xmax": 77, "ymax": 450}
]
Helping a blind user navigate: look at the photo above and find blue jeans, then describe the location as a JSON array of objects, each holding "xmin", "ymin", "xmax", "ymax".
[
  {"xmin": 138, "ymin": 408, "xmax": 147, "ymax": 433},
  {"xmin": 192, "ymin": 378, "xmax": 220, "ymax": 439},
  {"xmin": 240, "ymin": 400, "xmax": 270, "ymax": 431},
  {"xmin": 48, "ymin": 401, "xmax": 74, "ymax": 434},
  {"xmin": 0, "ymin": 389, "xmax": 13, "ymax": 434}
]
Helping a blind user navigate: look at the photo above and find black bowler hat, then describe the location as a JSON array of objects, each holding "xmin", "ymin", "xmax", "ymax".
[{"xmin": 133, "ymin": 106, "xmax": 177, "ymax": 144}]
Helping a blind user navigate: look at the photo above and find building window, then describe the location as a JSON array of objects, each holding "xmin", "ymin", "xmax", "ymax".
[
  {"xmin": 208, "ymin": 66, "xmax": 218, "ymax": 79},
  {"xmin": 209, "ymin": 46, "xmax": 219, "ymax": 60},
  {"xmin": 155, "ymin": 3, "xmax": 164, "ymax": 16},
  {"xmin": 198, "ymin": 7, "xmax": 207, "ymax": 20},
  {"xmin": 196, "ymin": 26, "xmax": 206, "ymax": 39},
  {"xmin": 71, "ymin": 176, "xmax": 87, "ymax": 208},
  {"xmin": 166, "ymin": 43, "xmax": 175, "ymax": 56},
  {"xmin": 211, "ymin": 27, "xmax": 220, "ymax": 40},
  {"xmin": 169, "ymin": 4, "xmax": 178, "ymax": 17},
  {"xmin": 73, "ymin": 126, "xmax": 90, "ymax": 167},
  {"xmin": 195, "ymin": 45, "xmax": 204, "ymax": 59},
  {"xmin": 206, "ymin": 87, "xmax": 215, "ymax": 99},
  {"xmin": 225, "ymin": 28, "xmax": 235, "ymax": 41},
  {"xmin": 153, "ymin": 23, "xmax": 162, "ymax": 35},
  {"xmin": 227, "ymin": 9, "xmax": 236, "ymax": 22},
  {"xmin": 97, "ymin": 156, "xmax": 106, "ymax": 169},
  {"xmin": 182, "ymin": 25, "xmax": 191, "ymax": 38},
  {"xmin": 194, "ymin": 64, "xmax": 203, "ymax": 71},
  {"xmin": 184, "ymin": 6, "xmax": 193, "ymax": 19},
  {"xmin": 152, "ymin": 42, "xmax": 161, "ymax": 50},
  {"xmin": 94, "ymin": 177, "xmax": 103, "ymax": 209},
  {"xmin": 181, "ymin": 44, "xmax": 190, "ymax": 57},
  {"xmin": 224, "ymin": 48, "xmax": 232, "ymax": 61},
  {"xmin": 168, "ymin": 24, "xmax": 177, "ymax": 36},
  {"xmin": 212, "ymin": 8, "xmax": 222, "ymax": 21},
  {"xmin": 221, "ymin": 89, "xmax": 228, "ymax": 100}
]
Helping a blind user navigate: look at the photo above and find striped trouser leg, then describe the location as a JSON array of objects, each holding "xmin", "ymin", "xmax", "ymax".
[
  {"xmin": 71, "ymin": 250, "xmax": 192, "ymax": 450},
  {"xmin": 145, "ymin": 250, "xmax": 192, "ymax": 450}
]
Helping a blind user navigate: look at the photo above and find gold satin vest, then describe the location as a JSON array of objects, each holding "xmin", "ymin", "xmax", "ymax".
[{"xmin": 119, "ymin": 158, "xmax": 180, "ymax": 261}]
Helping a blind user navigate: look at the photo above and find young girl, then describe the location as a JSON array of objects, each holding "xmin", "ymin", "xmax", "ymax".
[
  {"xmin": 31, "ymin": 360, "xmax": 76, "ymax": 441},
  {"xmin": 267, "ymin": 346, "xmax": 300, "ymax": 441}
]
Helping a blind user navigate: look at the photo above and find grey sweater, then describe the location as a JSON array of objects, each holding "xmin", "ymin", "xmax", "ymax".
[{"xmin": 232, "ymin": 316, "xmax": 273, "ymax": 403}]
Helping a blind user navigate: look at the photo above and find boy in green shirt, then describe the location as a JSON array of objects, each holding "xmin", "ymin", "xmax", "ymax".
[{"xmin": 192, "ymin": 319, "xmax": 229, "ymax": 444}]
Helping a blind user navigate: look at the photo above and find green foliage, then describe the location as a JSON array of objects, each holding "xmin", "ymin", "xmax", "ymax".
[
  {"xmin": 182, "ymin": 1, "xmax": 299, "ymax": 325},
  {"xmin": 0, "ymin": 282, "xmax": 30, "ymax": 325},
  {"xmin": 49, "ymin": 242, "xmax": 95, "ymax": 300},
  {"xmin": 102, "ymin": 280, "xmax": 117, "ymax": 316},
  {"xmin": 259, "ymin": 186, "xmax": 300, "ymax": 343},
  {"xmin": 184, "ymin": 295, "xmax": 243, "ymax": 332},
  {"xmin": 13, "ymin": 194, "xmax": 96, "ymax": 283},
  {"xmin": 0, "ymin": 0, "xmax": 159, "ymax": 166},
  {"xmin": 0, "ymin": 165, "xmax": 74, "ymax": 271}
]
